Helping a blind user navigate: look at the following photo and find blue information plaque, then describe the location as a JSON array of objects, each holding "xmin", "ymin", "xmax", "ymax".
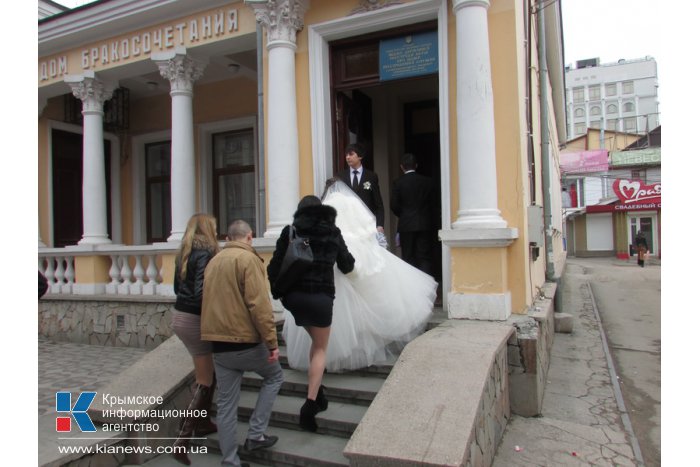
[{"xmin": 379, "ymin": 30, "xmax": 438, "ymax": 81}]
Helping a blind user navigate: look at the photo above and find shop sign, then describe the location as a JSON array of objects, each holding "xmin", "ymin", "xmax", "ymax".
[
  {"xmin": 610, "ymin": 148, "xmax": 661, "ymax": 167},
  {"xmin": 560, "ymin": 150, "xmax": 609, "ymax": 173},
  {"xmin": 613, "ymin": 179, "xmax": 661, "ymax": 205},
  {"xmin": 586, "ymin": 202, "xmax": 660, "ymax": 213},
  {"xmin": 379, "ymin": 31, "xmax": 438, "ymax": 81}
]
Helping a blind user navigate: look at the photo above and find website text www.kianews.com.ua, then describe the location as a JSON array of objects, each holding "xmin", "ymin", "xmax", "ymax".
[{"xmin": 57, "ymin": 444, "xmax": 208, "ymax": 456}]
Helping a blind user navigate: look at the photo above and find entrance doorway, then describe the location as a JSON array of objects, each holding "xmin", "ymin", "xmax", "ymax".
[
  {"xmin": 629, "ymin": 212, "xmax": 657, "ymax": 256},
  {"xmin": 51, "ymin": 129, "xmax": 111, "ymax": 247},
  {"xmin": 329, "ymin": 23, "xmax": 442, "ymax": 288}
]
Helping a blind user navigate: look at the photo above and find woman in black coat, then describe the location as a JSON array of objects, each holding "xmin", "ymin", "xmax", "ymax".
[
  {"xmin": 635, "ymin": 231, "xmax": 649, "ymax": 267},
  {"xmin": 268, "ymin": 195, "xmax": 355, "ymax": 432}
]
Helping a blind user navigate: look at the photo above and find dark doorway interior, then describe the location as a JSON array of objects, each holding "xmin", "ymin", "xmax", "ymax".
[
  {"xmin": 329, "ymin": 23, "xmax": 443, "ymax": 293},
  {"xmin": 404, "ymin": 100, "xmax": 442, "ymax": 285},
  {"xmin": 51, "ymin": 129, "xmax": 111, "ymax": 247},
  {"xmin": 335, "ymin": 90, "xmax": 374, "ymax": 172}
]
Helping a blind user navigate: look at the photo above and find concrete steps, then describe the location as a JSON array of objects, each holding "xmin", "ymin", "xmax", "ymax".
[{"xmin": 151, "ymin": 308, "xmax": 446, "ymax": 466}]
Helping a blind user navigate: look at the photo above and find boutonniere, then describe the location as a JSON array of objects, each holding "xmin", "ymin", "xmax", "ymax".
[{"xmin": 363, "ymin": 181, "xmax": 372, "ymax": 190}]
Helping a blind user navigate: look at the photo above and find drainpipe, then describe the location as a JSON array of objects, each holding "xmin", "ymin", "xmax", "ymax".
[
  {"xmin": 256, "ymin": 23, "xmax": 266, "ymax": 236},
  {"xmin": 537, "ymin": 0, "xmax": 555, "ymax": 282}
]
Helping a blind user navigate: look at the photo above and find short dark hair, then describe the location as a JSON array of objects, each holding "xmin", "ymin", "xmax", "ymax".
[
  {"xmin": 345, "ymin": 142, "xmax": 367, "ymax": 159},
  {"xmin": 297, "ymin": 195, "xmax": 321, "ymax": 210},
  {"xmin": 400, "ymin": 153, "xmax": 417, "ymax": 170}
]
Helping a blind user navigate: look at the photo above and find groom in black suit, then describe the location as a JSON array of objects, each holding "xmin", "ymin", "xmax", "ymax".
[
  {"xmin": 339, "ymin": 143, "xmax": 385, "ymax": 233},
  {"xmin": 391, "ymin": 153, "xmax": 435, "ymax": 275}
]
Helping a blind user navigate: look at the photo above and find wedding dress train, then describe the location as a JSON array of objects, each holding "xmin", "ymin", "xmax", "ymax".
[{"xmin": 282, "ymin": 180, "xmax": 438, "ymax": 372}]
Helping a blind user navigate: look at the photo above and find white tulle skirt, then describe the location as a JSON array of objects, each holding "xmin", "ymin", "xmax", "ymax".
[{"xmin": 282, "ymin": 245, "xmax": 437, "ymax": 372}]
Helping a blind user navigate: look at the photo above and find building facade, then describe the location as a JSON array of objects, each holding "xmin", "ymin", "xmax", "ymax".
[
  {"xmin": 561, "ymin": 127, "xmax": 661, "ymax": 259},
  {"xmin": 565, "ymin": 56, "xmax": 659, "ymax": 140},
  {"xmin": 38, "ymin": 0, "xmax": 567, "ymax": 320}
]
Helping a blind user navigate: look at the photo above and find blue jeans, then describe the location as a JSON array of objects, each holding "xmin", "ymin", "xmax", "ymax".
[{"xmin": 213, "ymin": 343, "xmax": 284, "ymax": 467}]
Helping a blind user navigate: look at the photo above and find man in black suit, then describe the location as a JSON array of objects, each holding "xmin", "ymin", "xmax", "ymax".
[
  {"xmin": 391, "ymin": 153, "xmax": 435, "ymax": 275},
  {"xmin": 339, "ymin": 143, "xmax": 385, "ymax": 233}
]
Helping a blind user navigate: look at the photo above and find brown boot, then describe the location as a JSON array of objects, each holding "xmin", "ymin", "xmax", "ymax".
[
  {"xmin": 194, "ymin": 378, "xmax": 217, "ymax": 436},
  {"xmin": 172, "ymin": 383, "xmax": 212, "ymax": 465}
]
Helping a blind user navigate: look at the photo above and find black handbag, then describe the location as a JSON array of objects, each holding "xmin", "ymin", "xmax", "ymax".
[{"xmin": 274, "ymin": 225, "xmax": 314, "ymax": 295}]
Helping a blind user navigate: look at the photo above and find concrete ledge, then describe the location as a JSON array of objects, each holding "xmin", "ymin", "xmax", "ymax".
[
  {"xmin": 506, "ymin": 281, "xmax": 557, "ymax": 417},
  {"xmin": 447, "ymin": 291, "xmax": 512, "ymax": 320},
  {"xmin": 554, "ymin": 312, "xmax": 574, "ymax": 333},
  {"xmin": 344, "ymin": 320, "xmax": 514, "ymax": 467},
  {"xmin": 88, "ymin": 336, "xmax": 193, "ymax": 423}
]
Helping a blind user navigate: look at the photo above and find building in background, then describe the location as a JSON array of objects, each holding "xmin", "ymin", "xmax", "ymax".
[
  {"xmin": 561, "ymin": 127, "xmax": 661, "ymax": 259},
  {"xmin": 565, "ymin": 56, "xmax": 659, "ymax": 140}
]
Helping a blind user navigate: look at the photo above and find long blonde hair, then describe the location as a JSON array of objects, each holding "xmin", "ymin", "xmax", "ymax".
[{"xmin": 177, "ymin": 213, "xmax": 220, "ymax": 280}]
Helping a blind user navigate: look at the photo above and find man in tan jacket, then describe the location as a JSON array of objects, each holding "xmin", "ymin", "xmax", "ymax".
[{"xmin": 201, "ymin": 220, "xmax": 283, "ymax": 467}]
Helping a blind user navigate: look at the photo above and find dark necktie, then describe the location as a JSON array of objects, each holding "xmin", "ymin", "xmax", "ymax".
[{"xmin": 352, "ymin": 170, "xmax": 359, "ymax": 189}]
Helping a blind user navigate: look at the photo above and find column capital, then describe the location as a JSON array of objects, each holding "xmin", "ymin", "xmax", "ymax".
[
  {"xmin": 153, "ymin": 49, "xmax": 206, "ymax": 95},
  {"xmin": 65, "ymin": 72, "xmax": 116, "ymax": 114},
  {"xmin": 452, "ymin": 0, "xmax": 490, "ymax": 12},
  {"xmin": 246, "ymin": 0, "xmax": 309, "ymax": 47}
]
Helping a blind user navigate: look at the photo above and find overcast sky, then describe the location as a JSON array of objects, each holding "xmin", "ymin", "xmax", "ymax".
[{"xmin": 561, "ymin": 0, "xmax": 661, "ymax": 67}]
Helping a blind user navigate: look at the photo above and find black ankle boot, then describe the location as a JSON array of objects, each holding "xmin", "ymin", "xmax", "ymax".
[
  {"xmin": 299, "ymin": 398, "xmax": 320, "ymax": 432},
  {"xmin": 316, "ymin": 385, "xmax": 328, "ymax": 412}
]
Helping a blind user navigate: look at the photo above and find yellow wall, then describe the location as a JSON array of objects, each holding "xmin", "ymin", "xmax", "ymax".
[
  {"xmin": 488, "ymin": 1, "xmax": 534, "ymax": 313},
  {"xmin": 564, "ymin": 129, "xmax": 642, "ymax": 152},
  {"xmin": 451, "ymin": 248, "xmax": 508, "ymax": 294}
]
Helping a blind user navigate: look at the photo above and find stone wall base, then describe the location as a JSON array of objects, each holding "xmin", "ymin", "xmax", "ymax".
[
  {"xmin": 506, "ymin": 281, "xmax": 557, "ymax": 416},
  {"xmin": 39, "ymin": 297, "xmax": 175, "ymax": 349}
]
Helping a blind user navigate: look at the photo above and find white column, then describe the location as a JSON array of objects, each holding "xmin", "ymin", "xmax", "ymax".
[
  {"xmin": 248, "ymin": 0, "xmax": 308, "ymax": 238},
  {"xmin": 153, "ymin": 48, "xmax": 206, "ymax": 242},
  {"xmin": 451, "ymin": 0, "xmax": 506, "ymax": 229},
  {"xmin": 65, "ymin": 72, "xmax": 116, "ymax": 245}
]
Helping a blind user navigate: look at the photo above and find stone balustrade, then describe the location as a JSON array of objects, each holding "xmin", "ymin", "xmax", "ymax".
[{"xmin": 39, "ymin": 244, "xmax": 178, "ymax": 297}]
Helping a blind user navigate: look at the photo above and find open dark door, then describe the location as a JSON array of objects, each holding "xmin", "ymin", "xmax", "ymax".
[{"xmin": 333, "ymin": 90, "xmax": 373, "ymax": 173}]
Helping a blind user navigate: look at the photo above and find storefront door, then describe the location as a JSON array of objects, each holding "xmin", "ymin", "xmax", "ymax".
[{"xmin": 629, "ymin": 212, "xmax": 657, "ymax": 255}]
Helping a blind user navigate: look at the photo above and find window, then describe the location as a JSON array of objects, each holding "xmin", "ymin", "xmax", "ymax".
[
  {"xmin": 590, "ymin": 106, "xmax": 601, "ymax": 116},
  {"xmin": 145, "ymin": 141, "xmax": 172, "ymax": 243},
  {"xmin": 574, "ymin": 108, "xmax": 585, "ymax": 118},
  {"xmin": 575, "ymin": 123, "xmax": 586, "ymax": 135},
  {"xmin": 589, "ymin": 120, "xmax": 601, "ymax": 129},
  {"xmin": 631, "ymin": 169, "xmax": 647, "ymax": 182},
  {"xmin": 624, "ymin": 117, "xmax": 637, "ymax": 132},
  {"xmin": 606, "ymin": 119, "xmax": 618, "ymax": 131},
  {"xmin": 605, "ymin": 83, "xmax": 617, "ymax": 97},
  {"xmin": 623, "ymin": 102, "xmax": 635, "ymax": 113},
  {"xmin": 606, "ymin": 104, "xmax": 618, "ymax": 114},
  {"xmin": 573, "ymin": 87, "xmax": 584, "ymax": 103},
  {"xmin": 588, "ymin": 85, "xmax": 601, "ymax": 100},
  {"xmin": 212, "ymin": 129, "xmax": 256, "ymax": 238},
  {"xmin": 622, "ymin": 81, "xmax": 634, "ymax": 94}
]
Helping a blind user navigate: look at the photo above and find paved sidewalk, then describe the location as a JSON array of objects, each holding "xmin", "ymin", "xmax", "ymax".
[
  {"xmin": 493, "ymin": 260, "xmax": 641, "ymax": 466},
  {"xmin": 38, "ymin": 337, "xmax": 147, "ymax": 416}
]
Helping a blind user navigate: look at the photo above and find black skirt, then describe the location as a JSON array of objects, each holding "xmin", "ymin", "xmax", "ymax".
[{"xmin": 282, "ymin": 291, "xmax": 334, "ymax": 328}]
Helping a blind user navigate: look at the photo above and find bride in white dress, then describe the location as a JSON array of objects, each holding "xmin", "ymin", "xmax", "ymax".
[{"xmin": 282, "ymin": 178, "xmax": 438, "ymax": 372}]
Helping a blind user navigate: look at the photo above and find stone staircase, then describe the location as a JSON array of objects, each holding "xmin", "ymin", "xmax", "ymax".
[{"xmin": 142, "ymin": 311, "xmax": 446, "ymax": 466}]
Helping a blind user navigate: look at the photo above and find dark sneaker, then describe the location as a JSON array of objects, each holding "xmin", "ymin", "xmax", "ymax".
[{"xmin": 243, "ymin": 434, "xmax": 279, "ymax": 451}]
